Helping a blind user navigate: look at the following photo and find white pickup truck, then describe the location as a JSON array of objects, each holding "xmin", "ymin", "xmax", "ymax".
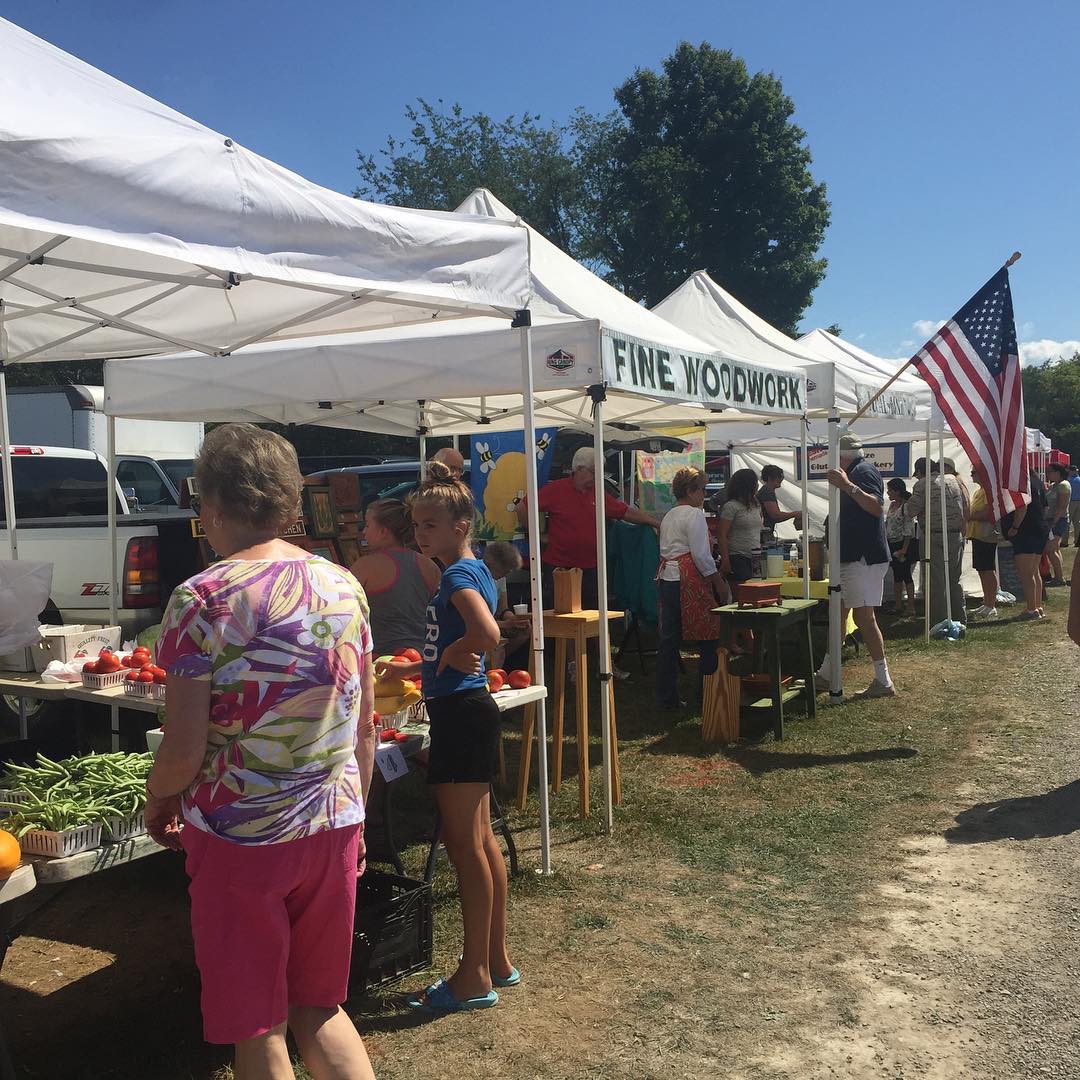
[{"xmin": 1, "ymin": 445, "xmax": 202, "ymax": 725}]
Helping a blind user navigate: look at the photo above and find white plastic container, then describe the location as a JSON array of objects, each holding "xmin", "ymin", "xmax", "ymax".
[{"xmin": 19, "ymin": 823, "xmax": 103, "ymax": 858}]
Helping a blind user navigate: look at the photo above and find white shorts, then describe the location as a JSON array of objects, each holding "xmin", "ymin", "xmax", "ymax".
[{"xmin": 839, "ymin": 558, "xmax": 888, "ymax": 609}]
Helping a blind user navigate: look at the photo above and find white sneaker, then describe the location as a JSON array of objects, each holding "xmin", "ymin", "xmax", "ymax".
[
  {"xmin": 972, "ymin": 605, "xmax": 998, "ymax": 619},
  {"xmin": 855, "ymin": 678, "xmax": 896, "ymax": 699}
]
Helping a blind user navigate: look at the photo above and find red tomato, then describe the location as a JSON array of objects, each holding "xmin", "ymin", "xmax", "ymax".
[
  {"xmin": 98, "ymin": 647, "xmax": 113, "ymax": 658},
  {"xmin": 394, "ymin": 732, "xmax": 410, "ymax": 743},
  {"xmin": 153, "ymin": 671, "xmax": 167, "ymax": 685},
  {"xmin": 125, "ymin": 670, "xmax": 139, "ymax": 682},
  {"xmin": 491, "ymin": 668, "xmax": 507, "ymax": 682},
  {"xmin": 401, "ymin": 648, "xmax": 422, "ymax": 663},
  {"xmin": 97, "ymin": 654, "xmax": 122, "ymax": 674},
  {"xmin": 149, "ymin": 666, "xmax": 166, "ymax": 678},
  {"xmin": 487, "ymin": 671, "xmax": 505, "ymax": 693},
  {"xmin": 137, "ymin": 671, "xmax": 154, "ymax": 683},
  {"xmin": 132, "ymin": 646, "xmax": 150, "ymax": 658},
  {"xmin": 508, "ymin": 670, "xmax": 532, "ymax": 689},
  {"xmin": 372, "ymin": 711, "xmax": 381, "ymax": 724},
  {"xmin": 82, "ymin": 661, "xmax": 98, "ymax": 674},
  {"xmin": 380, "ymin": 729, "xmax": 397, "ymax": 742}
]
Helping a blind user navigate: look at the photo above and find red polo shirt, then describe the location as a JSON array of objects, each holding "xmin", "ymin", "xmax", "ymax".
[{"xmin": 526, "ymin": 476, "xmax": 629, "ymax": 569}]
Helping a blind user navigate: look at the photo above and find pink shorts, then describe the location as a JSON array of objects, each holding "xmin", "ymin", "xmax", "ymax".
[{"xmin": 182, "ymin": 823, "xmax": 362, "ymax": 1045}]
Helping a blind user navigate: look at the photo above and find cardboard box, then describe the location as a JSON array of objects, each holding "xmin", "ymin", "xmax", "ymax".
[{"xmin": 30, "ymin": 624, "xmax": 122, "ymax": 673}]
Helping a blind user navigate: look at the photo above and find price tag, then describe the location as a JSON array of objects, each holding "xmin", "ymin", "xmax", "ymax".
[{"xmin": 375, "ymin": 744, "xmax": 409, "ymax": 782}]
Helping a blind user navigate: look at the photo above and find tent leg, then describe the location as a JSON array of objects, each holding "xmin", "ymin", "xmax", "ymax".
[
  {"xmin": 937, "ymin": 430, "xmax": 952, "ymax": 626},
  {"xmin": 827, "ymin": 411, "xmax": 843, "ymax": 701},
  {"xmin": 591, "ymin": 387, "xmax": 614, "ymax": 835},
  {"xmin": 0, "ymin": 362, "xmax": 17, "ymax": 560},
  {"xmin": 800, "ymin": 418, "xmax": 810, "ymax": 600},
  {"xmin": 518, "ymin": 315, "xmax": 552, "ymax": 876},
  {"xmin": 924, "ymin": 417, "xmax": 932, "ymax": 644},
  {"xmin": 418, "ymin": 432, "xmax": 427, "ymax": 477},
  {"xmin": 107, "ymin": 416, "xmax": 118, "ymax": 626}
]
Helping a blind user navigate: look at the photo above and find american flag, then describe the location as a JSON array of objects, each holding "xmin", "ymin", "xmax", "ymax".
[{"xmin": 911, "ymin": 267, "xmax": 1028, "ymax": 521}]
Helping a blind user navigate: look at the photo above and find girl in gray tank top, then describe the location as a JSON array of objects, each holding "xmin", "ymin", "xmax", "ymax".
[{"xmin": 351, "ymin": 499, "xmax": 440, "ymax": 656}]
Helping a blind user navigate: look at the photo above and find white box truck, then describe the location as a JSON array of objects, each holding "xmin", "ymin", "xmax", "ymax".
[{"xmin": 6, "ymin": 384, "xmax": 203, "ymax": 508}]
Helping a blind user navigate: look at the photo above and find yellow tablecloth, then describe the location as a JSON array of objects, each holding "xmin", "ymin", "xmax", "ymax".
[{"xmin": 763, "ymin": 578, "xmax": 856, "ymax": 635}]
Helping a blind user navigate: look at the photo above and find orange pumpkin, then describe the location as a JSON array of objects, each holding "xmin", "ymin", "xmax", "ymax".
[{"xmin": 0, "ymin": 828, "xmax": 20, "ymax": 879}]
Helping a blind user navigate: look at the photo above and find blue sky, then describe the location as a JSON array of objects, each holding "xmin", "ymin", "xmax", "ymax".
[{"xmin": 3, "ymin": 0, "xmax": 1077, "ymax": 363}]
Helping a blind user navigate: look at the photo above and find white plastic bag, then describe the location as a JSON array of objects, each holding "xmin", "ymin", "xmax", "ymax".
[{"xmin": 0, "ymin": 560, "xmax": 54, "ymax": 653}]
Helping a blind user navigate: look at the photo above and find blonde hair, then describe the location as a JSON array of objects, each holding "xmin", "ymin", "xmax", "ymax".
[
  {"xmin": 366, "ymin": 498, "xmax": 413, "ymax": 545},
  {"xmin": 672, "ymin": 466, "xmax": 706, "ymax": 500},
  {"xmin": 195, "ymin": 423, "xmax": 301, "ymax": 532},
  {"xmin": 411, "ymin": 458, "xmax": 474, "ymax": 533}
]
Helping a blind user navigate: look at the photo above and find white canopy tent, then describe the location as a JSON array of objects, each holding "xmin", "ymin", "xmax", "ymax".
[
  {"xmin": 106, "ymin": 192, "xmax": 809, "ymax": 858},
  {"xmin": 654, "ymin": 272, "xmax": 981, "ymax": 682},
  {"xmin": 0, "ymin": 15, "xmax": 531, "ymax": 558}
]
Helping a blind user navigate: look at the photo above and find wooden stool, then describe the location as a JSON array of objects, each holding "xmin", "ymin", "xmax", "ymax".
[{"xmin": 516, "ymin": 609, "xmax": 623, "ymax": 817}]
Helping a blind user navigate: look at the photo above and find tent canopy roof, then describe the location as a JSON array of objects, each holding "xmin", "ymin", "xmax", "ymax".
[
  {"xmin": 0, "ymin": 17, "xmax": 530, "ymax": 364},
  {"xmin": 106, "ymin": 191, "xmax": 805, "ymax": 433}
]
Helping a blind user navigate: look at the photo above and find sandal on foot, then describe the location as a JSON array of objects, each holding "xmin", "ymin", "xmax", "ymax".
[
  {"xmin": 406, "ymin": 978, "xmax": 498, "ymax": 1014},
  {"xmin": 458, "ymin": 956, "xmax": 522, "ymax": 987}
]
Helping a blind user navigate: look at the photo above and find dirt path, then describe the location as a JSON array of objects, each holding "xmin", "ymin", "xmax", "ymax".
[{"xmin": 755, "ymin": 635, "xmax": 1080, "ymax": 1079}]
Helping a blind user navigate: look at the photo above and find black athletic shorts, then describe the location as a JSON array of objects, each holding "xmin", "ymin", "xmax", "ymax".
[
  {"xmin": 970, "ymin": 538, "xmax": 998, "ymax": 572},
  {"xmin": 425, "ymin": 686, "xmax": 500, "ymax": 785}
]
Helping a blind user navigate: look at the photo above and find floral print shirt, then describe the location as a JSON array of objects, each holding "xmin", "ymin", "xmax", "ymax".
[{"xmin": 156, "ymin": 556, "xmax": 371, "ymax": 845}]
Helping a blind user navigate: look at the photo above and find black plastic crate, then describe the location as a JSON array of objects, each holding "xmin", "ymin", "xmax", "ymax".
[{"xmin": 350, "ymin": 870, "xmax": 433, "ymax": 992}]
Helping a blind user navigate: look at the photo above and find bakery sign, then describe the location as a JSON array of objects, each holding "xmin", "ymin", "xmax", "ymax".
[{"xmin": 601, "ymin": 329, "xmax": 805, "ymax": 416}]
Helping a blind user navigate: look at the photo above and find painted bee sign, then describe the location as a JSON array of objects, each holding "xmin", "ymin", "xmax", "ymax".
[{"xmin": 601, "ymin": 329, "xmax": 805, "ymax": 416}]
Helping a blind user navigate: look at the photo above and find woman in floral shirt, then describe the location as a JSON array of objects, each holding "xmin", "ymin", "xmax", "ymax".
[{"xmin": 145, "ymin": 424, "xmax": 376, "ymax": 1080}]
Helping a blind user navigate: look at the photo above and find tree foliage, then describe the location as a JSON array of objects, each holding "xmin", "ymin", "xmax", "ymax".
[
  {"xmin": 595, "ymin": 43, "xmax": 830, "ymax": 333},
  {"xmin": 356, "ymin": 44, "xmax": 830, "ymax": 332},
  {"xmin": 1023, "ymin": 351, "xmax": 1080, "ymax": 462},
  {"xmin": 356, "ymin": 99, "xmax": 616, "ymax": 270}
]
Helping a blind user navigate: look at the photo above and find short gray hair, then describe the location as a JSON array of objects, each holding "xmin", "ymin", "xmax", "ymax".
[{"xmin": 571, "ymin": 446, "xmax": 596, "ymax": 472}]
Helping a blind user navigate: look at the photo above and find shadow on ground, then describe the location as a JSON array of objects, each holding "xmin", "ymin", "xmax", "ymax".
[
  {"xmin": 944, "ymin": 779, "xmax": 1080, "ymax": 844},
  {"xmin": 724, "ymin": 746, "xmax": 918, "ymax": 776}
]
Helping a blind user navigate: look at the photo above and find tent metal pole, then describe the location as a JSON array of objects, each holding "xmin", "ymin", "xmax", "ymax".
[
  {"xmin": 629, "ymin": 452, "xmax": 636, "ymax": 505},
  {"xmin": 0, "ymin": 364, "xmax": 18, "ymax": 560},
  {"xmin": 107, "ymin": 416, "xmax": 118, "ymax": 627},
  {"xmin": 591, "ymin": 386, "xmax": 614, "ymax": 834},
  {"xmin": 517, "ymin": 314, "xmax": 553, "ymax": 875},
  {"xmin": 618, "ymin": 451, "xmax": 626, "ymax": 502},
  {"xmin": 924, "ymin": 416, "xmax": 932, "ymax": 644},
  {"xmin": 827, "ymin": 411, "xmax": 843, "ymax": 701},
  {"xmin": 800, "ymin": 417, "xmax": 810, "ymax": 600},
  {"xmin": 938, "ymin": 430, "xmax": 951, "ymax": 625}
]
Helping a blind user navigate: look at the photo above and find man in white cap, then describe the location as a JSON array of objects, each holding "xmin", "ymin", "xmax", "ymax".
[{"xmin": 817, "ymin": 431, "xmax": 895, "ymax": 698}]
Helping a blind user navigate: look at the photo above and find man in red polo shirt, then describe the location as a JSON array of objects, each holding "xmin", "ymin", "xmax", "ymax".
[{"xmin": 517, "ymin": 445, "xmax": 660, "ymax": 608}]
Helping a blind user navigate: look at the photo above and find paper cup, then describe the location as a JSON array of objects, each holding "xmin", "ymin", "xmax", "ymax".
[{"xmin": 513, "ymin": 604, "xmax": 528, "ymax": 615}]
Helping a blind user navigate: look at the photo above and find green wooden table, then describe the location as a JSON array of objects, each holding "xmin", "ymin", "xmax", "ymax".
[{"xmin": 713, "ymin": 598, "xmax": 818, "ymax": 740}]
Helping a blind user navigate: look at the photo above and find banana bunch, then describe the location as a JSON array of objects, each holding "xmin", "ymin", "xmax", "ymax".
[{"xmin": 373, "ymin": 655, "xmax": 423, "ymax": 716}]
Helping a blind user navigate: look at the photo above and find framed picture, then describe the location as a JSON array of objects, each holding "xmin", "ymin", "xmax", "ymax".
[
  {"xmin": 309, "ymin": 543, "xmax": 338, "ymax": 563},
  {"xmin": 337, "ymin": 537, "xmax": 361, "ymax": 566},
  {"xmin": 305, "ymin": 485, "xmax": 338, "ymax": 539}
]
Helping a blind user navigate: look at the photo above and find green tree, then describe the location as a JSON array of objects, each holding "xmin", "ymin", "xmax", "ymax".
[
  {"xmin": 356, "ymin": 99, "xmax": 616, "ymax": 269},
  {"xmin": 1023, "ymin": 351, "xmax": 1080, "ymax": 462},
  {"xmin": 595, "ymin": 42, "xmax": 830, "ymax": 334},
  {"xmin": 3, "ymin": 359, "xmax": 104, "ymax": 387}
]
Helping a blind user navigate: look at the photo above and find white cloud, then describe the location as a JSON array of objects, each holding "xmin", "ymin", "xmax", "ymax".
[
  {"xmin": 1019, "ymin": 339, "xmax": 1080, "ymax": 365},
  {"xmin": 912, "ymin": 318, "xmax": 945, "ymax": 340}
]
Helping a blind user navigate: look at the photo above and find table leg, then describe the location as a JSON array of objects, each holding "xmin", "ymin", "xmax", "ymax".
[
  {"xmin": 770, "ymin": 623, "xmax": 784, "ymax": 741},
  {"xmin": 575, "ymin": 630, "xmax": 589, "ymax": 818},
  {"xmin": 803, "ymin": 613, "xmax": 817, "ymax": 720},
  {"xmin": 515, "ymin": 699, "xmax": 536, "ymax": 811},
  {"xmin": 110, "ymin": 703, "xmax": 120, "ymax": 753},
  {"xmin": 381, "ymin": 768, "xmax": 406, "ymax": 877},
  {"xmin": 608, "ymin": 675, "xmax": 622, "ymax": 806},
  {"xmin": 17, "ymin": 696, "xmax": 27, "ymax": 742},
  {"xmin": 551, "ymin": 638, "xmax": 567, "ymax": 793}
]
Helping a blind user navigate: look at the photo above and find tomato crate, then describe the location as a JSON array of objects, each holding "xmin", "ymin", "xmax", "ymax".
[
  {"xmin": 350, "ymin": 870, "xmax": 433, "ymax": 993},
  {"xmin": 81, "ymin": 670, "xmax": 127, "ymax": 690},
  {"xmin": 123, "ymin": 681, "xmax": 166, "ymax": 701},
  {"xmin": 0, "ymin": 789, "xmax": 32, "ymax": 811},
  {"xmin": 104, "ymin": 812, "xmax": 147, "ymax": 842},
  {"xmin": 19, "ymin": 823, "xmax": 103, "ymax": 858}
]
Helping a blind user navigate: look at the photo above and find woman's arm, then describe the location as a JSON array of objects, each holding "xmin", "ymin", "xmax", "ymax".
[
  {"xmin": 688, "ymin": 511, "xmax": 720, "ymax": 580},
  {"xmin": 355, "ymin": 651, "xmax": 376, "ymax": 805},
  {"xmin": 145, "ymin": 677, "xmax": 211, "ymax": 849},
  {"xmin": 715, "ymin": 517, "xmax": 732, "ymax": 573},
  {"xmin": 439, "ymin": 588, "xmax": 501, "ymax": 674},
  {"xmin": 1007, "ymin": 504, "xmax": 1028, "ymax": 536}
]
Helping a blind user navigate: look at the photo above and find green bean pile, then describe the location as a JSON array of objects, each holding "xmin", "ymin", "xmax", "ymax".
[{"xmin": 0, "ymin": 752, "xmax": 154, "ymax": 837}]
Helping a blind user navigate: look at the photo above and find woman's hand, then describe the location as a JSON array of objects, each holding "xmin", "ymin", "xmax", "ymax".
[
  {"xmin": 145, "ymin": 792, "xmax": 183, "ymax": 851},
  {"xmin": 374, "ymin": 657, "xmax": 420, "ymax": 680},
  {"xmin": 437, "ymin": 640, "xmax": 482, "ymax": 676}
]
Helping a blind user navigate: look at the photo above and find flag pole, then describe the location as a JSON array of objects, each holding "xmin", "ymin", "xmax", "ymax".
[{"xmin": 848, "ymin": 252, "xmax": 1023, "ymax": 425}]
